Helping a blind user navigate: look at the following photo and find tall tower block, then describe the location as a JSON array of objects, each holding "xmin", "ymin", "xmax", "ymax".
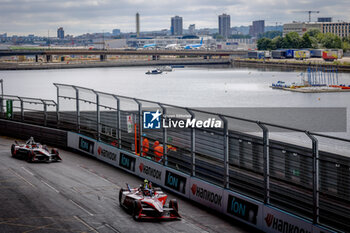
[{"xmin": 136, "ymin": 13, "xmax": 140, "ymax": 37}]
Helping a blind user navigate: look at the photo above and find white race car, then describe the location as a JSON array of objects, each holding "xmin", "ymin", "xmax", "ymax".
[
  {"xmin": 11, "ymin": 137, "xmax": 61, "ymax": 163},
  {"xmin": 119, "ymin": 184, "xmax": 181, "ymax": 221}
]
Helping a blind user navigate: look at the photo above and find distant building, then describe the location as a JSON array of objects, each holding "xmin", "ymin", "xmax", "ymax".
[
  {"xmin": 322, "ymin": 22, "xmax": 350, "ymax": 38},
  {"xmin": 171, "ymin": 16, "xmax": 183, "ymax": 35},
  {"xmin": 189, "ymin": 24, "xmax": 195, "ymax": 35},
  {"xmin": 113, "ymin": 29, "xmax": 121, "ymax": 36},
  {"xmin": 57, "ymin": 27, "xmax": 64, "ymax": 39},
  {"xmin": 283, "ymin": 22, "xmax": 322, "ymax": 36},
  {"xmin": 318, "ymin": 17, "xmax": 332, "ymax": 23},
  {"xmin": 250, "ymin": 20, "xmax": 265, "ymax": 37},
  {"xmin": 136, "ymin": 13, "xmax": 140, "ymax": 37},
  {"xmin": 218, "ymin": 14, "xmax": 231, "ymax": 38}
]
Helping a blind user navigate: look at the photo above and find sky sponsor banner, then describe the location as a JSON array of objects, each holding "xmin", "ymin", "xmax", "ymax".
[
  {"xmin": 136, "ymin": 158, "xmax": 164, "ymax": 185},
  {"xmin": 119, "ymin": 152, "xmax": 136, "ymax": 173},
  {"xmin": 164, "ymin": 169, "xmax": 189, "ymax": 197},
  {"xmin": 263, "ymin": 206, "xmax": 313, "ymax": 233},
  {"xmin": 189, "ymin": 178, "xmax": 224, "ymax": 212},
  {"xmin": 95, "ymin": 142, "xmax": 119, "ymax": 166},
  {"xmin": 223, "ymin": 190, "xmax": 263, "ymax": 228}
]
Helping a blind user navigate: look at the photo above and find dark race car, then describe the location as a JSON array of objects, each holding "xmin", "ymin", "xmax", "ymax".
[
  {"xmin": 11, "ymin": 137, "xmax": 61, "ymax": 163},
  {"xmin": 119, "ymin": 184, "xmax": 181, "ymax": 221}
]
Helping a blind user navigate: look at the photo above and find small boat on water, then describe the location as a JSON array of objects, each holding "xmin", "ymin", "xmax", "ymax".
[
  {"xmin": 160, "ymin": 66, "xmax": 173, "ymax": 72},
  {"xmin": 146, "ymin": 69, "xmax": 162, "ymax": 75}
]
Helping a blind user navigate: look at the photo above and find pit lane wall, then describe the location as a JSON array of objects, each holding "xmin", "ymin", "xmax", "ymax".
[{"xmin": 67, "ymin": 132, "xmax": 336, "ymax": 233}]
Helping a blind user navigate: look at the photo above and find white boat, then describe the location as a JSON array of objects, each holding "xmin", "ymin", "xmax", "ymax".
[
  {"xmin": 145, "ymin": 69, "xmax": 162, "ymax": 75},
  {"xmin": 160, "ymin": 66, "xmax": 173, "ymax": 72}
]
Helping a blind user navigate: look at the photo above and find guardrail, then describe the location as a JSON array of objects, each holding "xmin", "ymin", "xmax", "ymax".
[{"xmin": 1, "ymin": 84, "xmax": 349, "ymax": 232}]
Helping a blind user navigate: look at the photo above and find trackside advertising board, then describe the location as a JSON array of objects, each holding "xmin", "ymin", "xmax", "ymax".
[
  {"xmin": 189, "ymin": 178, "xmax": 225, "ymax": 212},
  {"xmin": 163, "ymin": 168, "xmax": 190, "ymax": 198},
  {"xmin": 135, "ymin": 158, "xmax": 164, "ymax": 187},
  {"xmin": 119, "ymin": 151, "xmax": 138, "ymax": 175},
  {"xmin": 223, "ymin": 190, "xmax": 263, "ymax": 229},
  {"xmin": 96, "ymin": 142, "xmax": 119, "ymax": 167},
  {"xmin": 263, "ymin": 206, "xmax": 313, "ymax": 233},
  {"xmin": 67, "ymin": 132, "xmax": 96, "ymax": 156}
]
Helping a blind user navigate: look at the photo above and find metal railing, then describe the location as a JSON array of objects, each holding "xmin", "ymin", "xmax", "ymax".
[{"xmin": 1, "ymin": 83, "xmax": 349, "ymax": 232}]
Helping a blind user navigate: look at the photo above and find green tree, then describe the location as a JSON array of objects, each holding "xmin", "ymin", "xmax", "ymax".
[
  {"xmin": 272, "ymin": 36, "xmax": 283, "ymax": 49},
  {"xmin": 310, "ymin": 36, "xmax": 319, "ymax": 49},
  {"xmin": 283, "ymin": 32, "xmax": 302, "ymax": 48},
  {"xmin": 321, "ymin": 33, "xmax": 342, "ymax": 48},
  {"xmin": 258, "ymin": 31, "xmax": 282, "ymax": 39},
  {"xmin": 306, "ymin": 29, "xmax": 321, "ymax": 37},
  {"xmin": 257, "ymin": 38, "xmax": 273, "ymax": 50},
  {"xmin": 300, "ymin": 33, "xmax": 312, "ymax": 48}
]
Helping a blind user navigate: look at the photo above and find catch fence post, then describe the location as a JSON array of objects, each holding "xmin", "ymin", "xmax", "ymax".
[
  {"xmin": 257, "ymin": 122, "xmax": 270, "ymax": 204},
  {"xmin": 306, "ymin": 131, "xmax": 319, "ymax": 224},
  {"xmin": 219, "ymin": 115, "xmax": 229, "ymax": 189}
]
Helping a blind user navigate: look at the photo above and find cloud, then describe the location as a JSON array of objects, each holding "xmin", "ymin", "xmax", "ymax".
[{"xmin": 0, "ymin": 0, "xmax": 348, "ymax": 36}]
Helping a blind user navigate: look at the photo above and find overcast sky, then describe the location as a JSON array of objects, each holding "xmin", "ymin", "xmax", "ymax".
[{"xmin": 0, "ymin": 0, "xmax": 349, "ymax": 36}]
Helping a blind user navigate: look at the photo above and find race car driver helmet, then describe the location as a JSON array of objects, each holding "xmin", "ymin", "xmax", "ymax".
[{"xmin": 143, "ymin": 179, "xmax": 149, "ymax": 189}]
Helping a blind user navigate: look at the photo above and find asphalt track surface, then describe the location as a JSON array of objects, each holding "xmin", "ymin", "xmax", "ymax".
[{"xmin": 0, "ymin": 136, "xmax": 256, "ymax": 233}]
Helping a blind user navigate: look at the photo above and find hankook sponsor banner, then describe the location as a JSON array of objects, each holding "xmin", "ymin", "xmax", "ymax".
[
  {"xmin": 95, "ymin": 142, "xmax": 119, "ymax": 166},
  {"xmin": 163, "ymin": 168, "xmax": 190, "ymax": 198},
  {"xmin": 263, "ymin": 206, "xmax": 313, "ymax": 233},
  {"xmin": 189, "ymin": 178, "xmax": 224, "ymax": 212},
  {"xmin": 67, "ymin": 132, "xmax": 96, "ymax": 156},
  {"xmin": 223, "ymin": 190, "xmax": 263, "ymax": 228},
  {"xmin": 135, "ymin": 158, "xmax": 164, "ymax": 186}
]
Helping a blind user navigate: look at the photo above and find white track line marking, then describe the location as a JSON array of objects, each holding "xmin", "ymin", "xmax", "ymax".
[
  {"xmin": 40, "ymin": 180, "xmax": 60, "ymax": 193},
  {"xmin": 78, "ymin": 165, "xmax": 120, "ymax": 187},
  {"xmin": 21, "ymin": 167, "xmax": 34, "ymax": 176},
  {"xmin": 70, "ymin": 200, "xmax": 94, "ymax": 216},
  {"xmin": 104, "ymin": 223, "xmax": 120, "ymax": 233},
  {"xmin": 10, "ymin": 169, "xmax": 35, "ymax": 188},
  {"xmin": 74, "ymin": 216, "xmax": 98, "ymax": 233}
]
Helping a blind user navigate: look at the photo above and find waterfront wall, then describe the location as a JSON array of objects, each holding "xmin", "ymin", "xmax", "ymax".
[{"xmin": 0, "ymin": 58, "xmax": 230, "ymax": 70}]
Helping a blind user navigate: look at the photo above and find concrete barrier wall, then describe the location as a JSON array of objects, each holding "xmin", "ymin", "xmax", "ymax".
[
  {"xmin": 0, "ymin": 119, "xmax": 67, "ymax": 148},
  {"xmin": 67, "ymin": 132, "xmax": 336, "ymax": 233}
]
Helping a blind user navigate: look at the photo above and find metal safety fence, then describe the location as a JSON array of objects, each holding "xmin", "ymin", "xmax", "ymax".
[{"xmin": 0, "ymin": 83, "xmax": 350, "ymax": 232}]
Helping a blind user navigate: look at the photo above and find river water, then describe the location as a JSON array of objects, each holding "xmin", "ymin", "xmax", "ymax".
[{"xmin": 1, "ymin": 65, "xmax": 350, "ymax": 154}]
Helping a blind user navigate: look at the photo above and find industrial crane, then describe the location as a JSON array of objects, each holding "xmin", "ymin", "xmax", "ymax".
[{"xmin": 293, "ymin": 11, "xmax": 320, "ymax": 22}]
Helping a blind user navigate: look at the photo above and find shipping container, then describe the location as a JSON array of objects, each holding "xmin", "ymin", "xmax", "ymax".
[
  {"xmin": 310, "ymin": 49, "xmax": 324, "ymax": 58},
  {"xmin": 323, "ymin": 50, "xmax": 338, "ymax": 61},
  {"xmin": 271, "ymin": 50, "xmax": 286, "ymax": 59},
  {"xmin": 248, "ymin": 51, "xmax": 268, "ymax": 59},
  {"xmin": 285, "ymin": 49, "xmax": 294, "ymax": 58},
  {"xmin": 294, "ymin": 50, "xmax": 310, "ymax": 60},
  {"xmin": 248, "ymin": 51, "xmax": 258, "ymax": 59}
]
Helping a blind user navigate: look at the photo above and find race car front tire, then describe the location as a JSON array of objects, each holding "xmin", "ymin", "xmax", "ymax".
[
  {"xmin": 132, "ymin": 200, "xmax": 142, "ymax": 221},
  {"xmin": 26, "ymin": 151, "xmax": 34, "ymax": 163},
  {"xmin": 11, "ymin": 144, "xmax": 16, "ymax": 157},
  {"xmin": 169, "ymin": 199, "xmax": 178, "ymax": 212}
]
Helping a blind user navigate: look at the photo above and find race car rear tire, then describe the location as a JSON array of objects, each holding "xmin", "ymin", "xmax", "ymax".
[
  {"xmin": 11, "ymin": 144, "xmax": 16, "ymax": 157},
  {"xmin": 132, "ymin": 200, "xmax": 142, "ymax": 221},
  {"xmin": 119, "ymin": 188, "xmax": 126, "ymax": 206},
  {"xmin": 169, "ymin": 199, "xmax": 178, "ymax": 212},
  {"xmin": 26, "ymin": 151, "xmax": 34, "ymax": 163}
]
